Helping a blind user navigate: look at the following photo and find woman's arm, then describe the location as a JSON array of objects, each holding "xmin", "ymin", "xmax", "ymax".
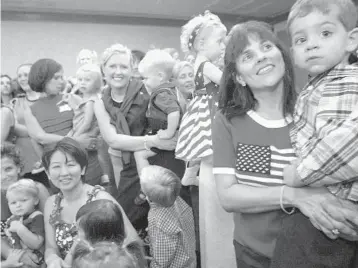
[
  {"xmin": 22, "ymin": 104, "xmax": 64, "ymax": 145},
  {"xmin": 1, "ymin": 107, "xmax": 14, "ymax": 143},
  {"xmin": 215, "ymin": 174, "xmax": 288, "ymax": 213},
  {"xmin": 72, "ymin": 101, "xmax": 94, "ymax": 137},
  {"xmin": 13, "ymin": 122, "xmax": 29, "ymax": 138},
  {"xmin": 96, "ymin": 191, "xmax": 140, "ymax": 244},
  {"xmin": 44, "ymin": 197, "xmax": 64, "ymax": 267},
  {"xmin": 94, "ymin": 99, "xmax": 174, "ymax": 151}
]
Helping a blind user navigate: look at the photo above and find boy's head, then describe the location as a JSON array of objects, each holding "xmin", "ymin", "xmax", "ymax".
[
  {"xmin": 76, "ymin": 64, "xmax": 102, "ymax": 94},
  {"xmin": 287, "ymin": 0, "xmax": 358, "ymax": 75},
  {"xmin": 6, "ymin": 179, "xmax": 39, "ymax": 217},
  {"xmin": 140, "ymin": 165, "xmax": 181, "ymax": 207},
  {"xmin": 138, "ymin": 49, "xmax": 175, "ymax": 94}
]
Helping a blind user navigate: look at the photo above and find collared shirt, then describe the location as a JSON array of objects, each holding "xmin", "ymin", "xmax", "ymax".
[
  {"xmin": 291, "ymin": 63, "xmax": 358, "ymax": 201},
  {"xmin": 147, "ymin": 197, "xmax": 196, "ymax": 268}
]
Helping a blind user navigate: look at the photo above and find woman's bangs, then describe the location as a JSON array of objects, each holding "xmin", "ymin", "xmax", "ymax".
[{"xmin": 226, "ymin": 23, "xmax": 278, "ymax": 63}]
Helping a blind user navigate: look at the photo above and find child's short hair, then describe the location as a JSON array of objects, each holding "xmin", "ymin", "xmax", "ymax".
[
  {"xmin": 287, "ymin": 0, "xmax": 358, "ymax": 32},
  {"xmin": 140, "ymin": 165, "xmax": 181, "ymax": 207},
  {"xmin": 76, "ymin": 63, "xmax": 103, "ymax": 91},
  {"xmin": 1, "ymin": 142, "xmax": 23, "ymax": 172},
  {"xmin": 72, "ymin": 241, "xmax": 144, "ymax": 268},
  {"xmin": 77, "ymin": 49, "xmax": 98, "ymax": 65},
  {"xmin": 180, "ymin": 10, "xmax": 227, "ymax": 54},
  {"xmin": 76, "ymin": 199, "xmax": 126, "ymax": 244},
  {"xmin": 6, "ymin": 179, "xmax": 39, "ymax": 199},
  {"xmin": 138, "ymin": 49, "xmax": 175, "ymax": 79}
]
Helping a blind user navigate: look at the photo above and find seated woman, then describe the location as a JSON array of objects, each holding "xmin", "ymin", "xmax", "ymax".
[
  {"xmin": 42, "ymin": 137, "xmax": 139, "ymax": 268},
  {"xmin": 1, "ymin": 142, "xmax": 50, "ymax": 267},
  {"xmin": 213, "ymin": 21, "xmax": 358, "ymax": 268},
  {"xmin": 22, "ymin": 58, "xmax": 103, "ymax": 187}
]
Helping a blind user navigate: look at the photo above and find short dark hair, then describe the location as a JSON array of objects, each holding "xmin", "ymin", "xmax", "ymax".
[
  {"xmin": 76, "ymin": 199, "xmax": 126, "ymax": 244},
  {"xmin": 219, "ymin": 21, "xmax": 297, "ymax": 120},
  {"xmin": 28, "ymin": 59, "xmax": 62, "ymax": 93},
  {"xmin": 42, "ymin": 137, "xmax": 88, "ymax": 182}
]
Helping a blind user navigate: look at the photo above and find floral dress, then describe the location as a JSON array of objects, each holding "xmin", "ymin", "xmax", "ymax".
[{"xmin": 49, "ymin": 185, "xmax": 103, "ymax": 258}]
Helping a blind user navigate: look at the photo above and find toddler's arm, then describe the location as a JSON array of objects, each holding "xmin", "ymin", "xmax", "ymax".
[
  {"xmin": 202, "ymin": 61, "xmax": 223, "ymax": 85},
  {"xmin": 158, "ymin": 111, "xmax": 180, "ymax": 139},
  {"xmin": 73, "ymin": 100, "xmax": 95, "ymax": 137},
  {"xmin": 8, "ymin": 217, "xmax": 44, "ymax": 250}
]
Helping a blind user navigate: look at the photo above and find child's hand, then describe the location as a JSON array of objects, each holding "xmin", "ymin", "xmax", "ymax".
[
  {"xmin": 157, "ymin": 129, "xmax": 172, "ymax": 140},
  {"xmin": 2, "ymin": 249, "xmax": 24, "ymax": 268},
  {"xmin": 283, "ymin": 160, "xmax": 305, "ymax": 187},
  {"xmin": 8, "ymin": 220, "xmax": 24, "ymax": 233}
]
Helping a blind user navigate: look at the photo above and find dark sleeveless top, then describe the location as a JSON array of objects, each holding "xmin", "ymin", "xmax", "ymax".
[{"xmin": 49, "ymin": 185, "xmax": 103, "ymax": 258}]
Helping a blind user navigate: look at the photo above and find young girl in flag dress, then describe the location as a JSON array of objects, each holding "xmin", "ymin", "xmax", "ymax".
[{"xmin": 176, "ymin": 11, "xmax": 236, "ymax": 268}]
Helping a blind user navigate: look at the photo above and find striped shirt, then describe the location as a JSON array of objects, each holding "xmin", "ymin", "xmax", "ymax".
[{"xmin": 291, "ymin": 63, "xmax": 358, "ymax": 201}]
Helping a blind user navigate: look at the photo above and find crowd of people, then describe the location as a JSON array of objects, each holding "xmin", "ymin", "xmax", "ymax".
[{"xmin": 1, "ymin": 0, "xmax": 358, "ymax": 267}]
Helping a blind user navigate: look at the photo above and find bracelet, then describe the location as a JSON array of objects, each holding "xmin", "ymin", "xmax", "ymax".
[
  {"xmin": 280, "ymin": 185, "xmax": 296, "ymax": 215},
  {"xmin": 144, "ymin": 135, "xmax": 151, "ymax": 151}
]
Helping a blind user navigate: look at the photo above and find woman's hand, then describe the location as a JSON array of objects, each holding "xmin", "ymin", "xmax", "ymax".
[
  {"xmin": 318, "ymin": 197, "xmax": 358, "ymax": 241},
  {"xmin": 2, "ymin": 249, "xmax": 24, "ymax": 268},
  {"xmin": 290, "ymin": 187, "xmax": 358, "ymax": 240},
  {"xmin": 150, "ymin": 134, "xmax": 177, "ymax": 151}
]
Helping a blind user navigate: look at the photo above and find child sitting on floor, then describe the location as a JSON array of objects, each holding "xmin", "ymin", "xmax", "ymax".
[{"xmin": 4, "ymin": 179, "xmax": 45, "ymax": 267}]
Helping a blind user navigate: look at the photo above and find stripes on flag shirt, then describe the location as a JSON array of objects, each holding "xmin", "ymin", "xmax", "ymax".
[{"xmin": 212, "ymin": 110, "xmax": 294, "ymax": 258}]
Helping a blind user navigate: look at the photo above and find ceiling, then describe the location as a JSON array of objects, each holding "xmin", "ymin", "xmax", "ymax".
[{"xmin": 1, "ymin": 0, "xmax": 297, "ymax": 23}]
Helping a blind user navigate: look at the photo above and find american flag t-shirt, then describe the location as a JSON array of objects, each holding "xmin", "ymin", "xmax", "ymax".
[{"xmin": 235, "ymin": 143, "xmax": 296, "ymax": 187}]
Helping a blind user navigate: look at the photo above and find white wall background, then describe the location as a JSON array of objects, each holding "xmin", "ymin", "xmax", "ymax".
[{"xmin": 1, "ymin": 20, "xmax": 181, "ymax": 77}]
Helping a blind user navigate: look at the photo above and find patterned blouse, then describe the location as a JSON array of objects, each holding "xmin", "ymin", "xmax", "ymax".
[{"xmin": 49, "ymin": 185, "xmax": 103, "ymax": 258}]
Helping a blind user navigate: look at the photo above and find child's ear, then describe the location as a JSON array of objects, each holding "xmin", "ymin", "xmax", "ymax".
[
  {"xmin": 346, "ymin": 27, "xmax": 358, "ymax": 53},
  {"xmin": 81, "ymin": 167, "xmax": 86, "ymax": 176},
  {"xmin": 158, "ymin": 71, "xmax": 166, "ymax": 82},
  {"xmin": 197, "ymin": 38, "xmax": 205, "ymax": 51},
  {"xmin": 35, "ymin": 197, "xmax": 40, "ymax": 206}
]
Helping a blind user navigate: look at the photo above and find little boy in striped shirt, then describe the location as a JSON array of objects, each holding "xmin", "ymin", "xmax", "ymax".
[{"xmin": 272, "ymin": 0, "xmax": 358, "ymax": 267}]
